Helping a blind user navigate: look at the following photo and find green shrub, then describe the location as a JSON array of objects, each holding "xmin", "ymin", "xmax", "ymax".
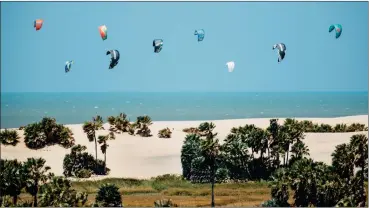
[{"xmin": 95, "ymin": 183, "xmax": 122, "ymax": 207}]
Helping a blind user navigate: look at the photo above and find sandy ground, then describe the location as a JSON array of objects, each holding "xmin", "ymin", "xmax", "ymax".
[{"xmin": 1, "ymin": 115, "xmax": 368, "ymax": 180}]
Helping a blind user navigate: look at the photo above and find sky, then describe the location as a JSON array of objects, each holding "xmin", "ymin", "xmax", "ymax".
[{"xmin": 1, "ymin": 2, "xmax": 368, "ymax": 92}]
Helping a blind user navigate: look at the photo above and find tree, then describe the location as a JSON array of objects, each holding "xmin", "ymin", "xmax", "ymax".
[
  {"xmin": 63, "ymin": 144, "xmax": 108, "ymax": 177},
  {"xmin": 39, "ymin": 176, "xmax": 88, "ymax": 207},
  {"xmin": 0, "ymin": 159, "xmax": 25, "ymax": 205},
  {"xmin": 107, "ymin": 113, "xmax": 133, "ymax": 134},
  {"xmin": 23, "ymin": 117, "xmax": 74, "ymax": 149},
  {"xmin": 198, "ymin": 123, "xmax": 220, "ymax": 208},
  {"xmin": 98, "ymin": 131, "xmax": 115, "ymax": 174},
  {"xmin": 135, "ymin": 115, "xmax": 152, "ymax": 137},
  {"xmin": 0, "ymin": 129, "xmax": 20, "ymax": 146},
  {"xmin": 83, "ymin": 115, "xmax": 104, "ymax": 170},
  {"xmin": 331, "ymin": 143, "xmax": 354, "ymax": 180},
  {"xmin": 23, "ymin": 157, "xmax": 53, "ymax": 207},
  {"xmin": 220, "ymin": 134, "xmax": 251, "ymax": 181},
  {"xmin": 201, "ymin": 137, "xmax": 220, "ymax": 208},
  {"xmin": 95, "ymin": 183, "xmax": 122, "ymax": 207},
  {"xmin": 198, "ymin": 122, "xmax": 218, "ymax": 139},
  {"xmin": 289, "ymin": 140, "xmax": 309, "ymax": 165},
  {"xmin": 349, "ymin": 134, "xmax": 368, "ymax": 206},
  {"xmin": 269, "ymin": 168, "xmax": 290, "ymax": 206},
  {"xmin": 180, "ymin": 134, "xmax": 202, "ymax": 180},
  {"xmin": 267, "ymin": 119, "xmax": 282, "ymax": 169},
  {"xmin": 282, "ymin": 118, "xmax": 305, "ymax": 166}
]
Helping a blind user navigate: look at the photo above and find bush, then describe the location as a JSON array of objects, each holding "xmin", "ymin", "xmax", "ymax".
[
  {"xmin": 215, "ymin": 168, "xmax": 230, "ymax": 183},
  {"xmin": 154, "ymin": 199, "xmax": 178, "ymax": 207},
  {"xmin": 182, "ymin": 127, "xmax": 199, "ymax": 134},
  {"xmin": 75, "ymin": 169, "xmax": 93, "ymax": 178},
  {"xmin": 95, "ymin": 183, "xmax": 122, "ymax": 207},
  {"xmin": 0, "ymin": 129, "xmax": 20, "ymax": 146},
  {"xmin": 158, "ymin": 128, "xmax": 172, "ymax": 138},
  {"xmin": 347, "ymin": 123, "xmax": 366, "ymax": 132},
  {"xmin": 63, "ymin": 145, "xmax": 110, "ymax": 178},
  {"xmin": 23, "ymin": 117, "xmax": 74, "ymax": 149},
  {"xmin": 136, "ymin": 124, "xmax": 152, "ymax": 137},
  {"xmin": 261, "ymin": 199, "xmax": 280, "ymax": 207},
  {"xmin": 39, "ymin": 177, "xmax": 88, "ymax": 207}
]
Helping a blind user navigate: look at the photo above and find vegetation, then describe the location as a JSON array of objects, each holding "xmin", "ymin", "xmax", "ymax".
[
  {"xmin": 39, "ymin": 176, "xmax": 88, "ymax": 207},
  {"xmin": 1, "ymin": 115, "xmax": 368, "ymax": 207},
  {"xmin": 95, "ymin": 183, "xmax": 122, "ymax": 207},
  {"xmin": 180, "ymin": 119, "xmax": 368, "ymax": 207},
  {"xmin": 184, "ymin": 120, "xmax": 368, "ymax": 134},
  {"xmin": 23, "ymin": 117, "xmax": 75, "ymax": 149},
  {"xmin": 154, "ymin": 198, "xmax": 178, "ymax": 207},
  {"xmin": 108, "ymin": 113, "xmax": 135, "ymax": 135},
  {"xmin": 0, "ymin": 129, "xmax": 20, "ymax": 146},
  {"xmin": 158, "ymin": 128, "xmax": 172, "ymax": 138},
  {"xmin": 135, "ymin": 115, "xmax": 153, "ymax": 137},
  {"xmin": 63, "ymin": 145, "xmax": 110, "ymax": 178},
  {"xmin": 83, "ymin": 115, "xmax": 105, "ymax": 171}
]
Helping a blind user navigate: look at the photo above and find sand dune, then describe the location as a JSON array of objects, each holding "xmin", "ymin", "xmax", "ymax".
[{"xmin": 1, "ymin": 115, "xmax": 368, "ymax": 179}]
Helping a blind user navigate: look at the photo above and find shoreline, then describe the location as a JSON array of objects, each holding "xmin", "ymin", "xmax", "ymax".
[{"xmin": 2, "ymin": 115, "xmax": 368, "ymax": 180}]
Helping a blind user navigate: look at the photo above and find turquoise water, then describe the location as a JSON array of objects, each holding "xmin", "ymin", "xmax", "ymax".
[{"xmin": 1, "ymin": 92, "xmax": 368, "ymax": 128}]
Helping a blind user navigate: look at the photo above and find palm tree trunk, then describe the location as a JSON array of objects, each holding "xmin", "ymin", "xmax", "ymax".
[
  {"xmin": 211, "ymin": 166, "xmax": 215, "ymax": 208},
  {"xmin": 33, "ymin": 184, "xmax": 38, "ymax": 207},
  {"xmin": 94, "ymin": 135, "xmax": 98, "ymax": 170},
  {"xmin": 12, "ymin": 195, "xmax": 17, "ymax": 205},
  {"xmin": 33, "ymin": 194, "xmax": 38, "ymax": 207},
  {"xmin": 104, "ymin": 143, "xmax": 107, "ymax": 174},
  {"xmin": 361, "ymin": 165, "xmax": 365, "ymax": 206},
  {"xmin": 286, "ymin": 145, "xmax": 290, "ymax": 166}
]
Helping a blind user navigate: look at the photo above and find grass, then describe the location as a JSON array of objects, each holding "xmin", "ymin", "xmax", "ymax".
[
  {"xmin": 17, "ymin": 177, "xmax": 369, "ymax": 207},
  {"xmin": 18, "ymin": 177, "xmax": 272, "ymax": 207}
]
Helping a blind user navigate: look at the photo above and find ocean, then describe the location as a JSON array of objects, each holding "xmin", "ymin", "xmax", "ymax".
[{"xmin": 1, "ymin": 92, "xmax": 368, "ymax": 128}]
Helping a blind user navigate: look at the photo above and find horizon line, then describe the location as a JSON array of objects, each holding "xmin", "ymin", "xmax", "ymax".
[{"xmin": 1, "ymin": 91, "xmax": 368, "ymax": 93}]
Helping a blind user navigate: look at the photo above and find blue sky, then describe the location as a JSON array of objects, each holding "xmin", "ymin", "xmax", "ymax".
[{"xmin": 1, "ymin": 2, "xmax": 368, "ymax": 92}]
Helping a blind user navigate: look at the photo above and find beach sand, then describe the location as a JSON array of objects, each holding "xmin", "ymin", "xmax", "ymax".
[{"xmin": 1, "ymin": 115, "xmax": 368, "ymax": 180}]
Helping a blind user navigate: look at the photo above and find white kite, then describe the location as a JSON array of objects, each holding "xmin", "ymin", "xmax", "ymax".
[{"xmin": 226, "ymin": 61, "xmax": 235, "ymax": 72}]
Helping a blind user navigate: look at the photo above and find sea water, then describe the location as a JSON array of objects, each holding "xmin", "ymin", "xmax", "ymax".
[{"xmin": 1, "ymin": 92, "xmax": 367, "ymax": 128}]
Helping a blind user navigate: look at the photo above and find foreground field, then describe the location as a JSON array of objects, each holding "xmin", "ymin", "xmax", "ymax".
[
  {"xmin": 17, "ymin": 177, "xmax": 368, "ymax": 207},
  {"xmin": 18, "ymin": 178, "xmax": 271, "ymax": 206}
]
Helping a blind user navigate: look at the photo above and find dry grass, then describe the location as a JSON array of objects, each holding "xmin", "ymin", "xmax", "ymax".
[
  {"xmin": 17, "ymin": 178, "xmax": 272, "ymax": 207},
  {"xmin": 16, "ymin": 178, "xmax": 368, "ymax": 207}
]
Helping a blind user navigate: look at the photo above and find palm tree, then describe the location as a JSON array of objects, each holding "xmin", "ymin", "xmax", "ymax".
[
  {"xmin": 180, "ymin": 134, "xmax": 202, "ymax": 180},
  {"xmin": 349, "ymin": 134, "xmax": 368, "ymax": 206},
  {"xmin": 98, "ymin": 131, "xmax": 115, "ymax": 174},
  {"xmin": 221, "ymin": 134, "xmax": 251, "ymax": 180},
  {"xmin": 0, "ymin": 159, "xmax": 25, "ymax": 205},
  {"xmin": 0, "ymin": 129, "xmax": 20, "ymax": 146},
  {"xmin": 267, "ymin": 119, "xmax": 282, "ymax": 168},
  {"xmin": 39, "ymin": 176, "xmax": 88, "ymax": 207},
  {"xmin": 282, "ymin": 118, "xmax": 305, "ymax": 166},
  {"xmin": 290, "ymin": 140, "xmax": 310, "ymax": 164},
  {"xmin": 198, "ymin": 122, "xmax": 218, "ymax": 139},
  {"xmin": 83, "ymin": 115, "xmax": 104, "ymax": 170},
  {"xmin": 200, "ymin": 137, "xmax": 220, "ymax": 208},
  {"xmin": 198, "ymin": 123, "xmax": 220, "ymax": 208},
  {"xmin": 135, "ymin": 115, "xmax": 153, "ymax": 137},
  {"xmin": 23, "ymin": 157, "xmax": 53, "ymax": 207},
  {"xmin": 331, "ymin": 143, "xmax": 354, "ymax": 180},
  {"xmin": 107, "ymin": 113, "xmax": 132, "ymax": 133}
]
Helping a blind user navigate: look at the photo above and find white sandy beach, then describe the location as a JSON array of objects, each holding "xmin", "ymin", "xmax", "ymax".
[{"xmin": 1, "ymin": 115, "xmax": 368, "ymax": 180}]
